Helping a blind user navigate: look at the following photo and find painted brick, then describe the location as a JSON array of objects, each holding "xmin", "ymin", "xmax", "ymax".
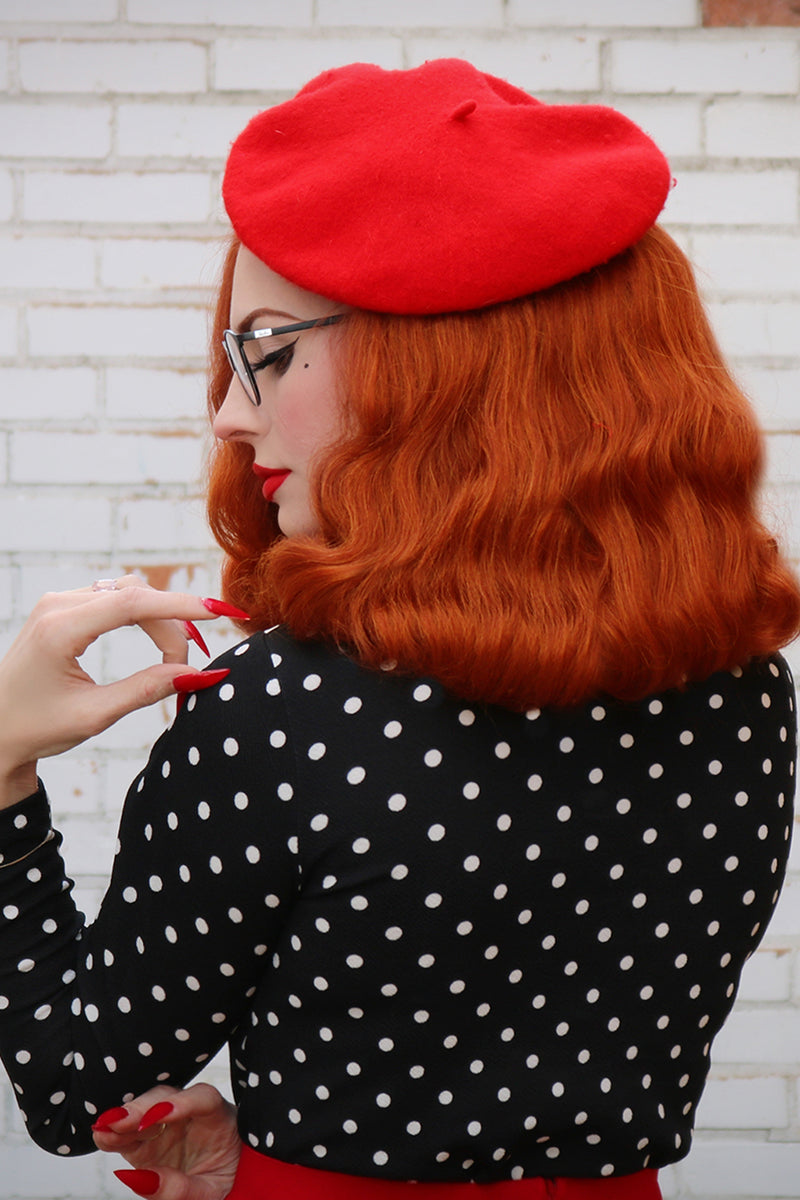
[
  {"xmin": 0, "ymin": 433, "xmax": 7, "ymax": 483},
  {"xmin": 23, "ymin": 171, "xmax": 212, "ymax": 226},
  {"xmin": 19, "ymin": 41, "xmax": 208, "ymax": 95},
  {"xmin": 663, "ymin": 170, "xmax": 798, "ymax": 226},
  {"xmin": 319, "ymin": 0, "xmax": 502, "ymax": 26},
  {"xmin": 758, "ymin": 877, "xmax": 800, "ymax": 939},
  {"xmin": 17, "ymin": 561, "xmax": 116, "ymax": 612},
  {"xmin": 105, "ymin": 753, "xmax": 153, "ymax": 810},
  {"xmin": 11, "ymin": 431, "xmax": 203, "ymax": 486},
  {"xmin": 57, "ymin": 815, "xmax": 118, "ymax": 878},
  {"xmin": 787, "ymin": 822, "xmax": 800, "ymax": 870},
  {"xmin": 0, "ymin": 1143, "xmax": 99, "ymax": 1196},
  {"xmin": 695, "ymin": 1074, "xmax": 789, "ymax": 1128},
  {"xmin": 0, "ymin": 306, "xmax": 18, "ymax": 357},
  {"xmin": 708, "ymin": 301, "xmax": 800, "ymax": 360},
  {"xmin": 0, "ymin": 169, "xmax": 13, "ymax": 222},
  {"xmin": 0, "ymin": 493, "xmax": 112, "ymax": 551},
  {"xmin": 0, "ymin": 0, "xmax": 116, "ymax": 17},
  {"xmin": 406, "ymin": 35, "xmax": 601, "ymax": 92},
  {"xmin": 706, "ymin": 98, "xmax": 800, "ymax": 158},
  {"xmin": 114, "ymin": 562, "xmax": 218, "ymax": 600},
  {"xmin": 0, "ymin": 565, "xmax": 12, "ymax": 621},
  {"xmin": 0, "ymin": 42, "xmax": 8, "ymax": 94},
  {"xmin": 778, "ymin": 617, "xmax": 800, "ymax": 673},
  {"xmin": 691, "ymin": 233, "xmax": 800, "ymax": 295},
  {"xmin": 508, "ymin": 0, "xmax": 698, "ymax": 26},
  {"xmin": 737, "ymin": 951, "xmax": 794, "ymax": 1002},
  {"xmin": 614, "ymin": 98, "xmax": 703, "ymax": 158},
  {"xmin": 214, "ymin": 37, "xmax": 402, "ymax": 92},
  {"xmin": 0, "ymin": 367, "xmax": 97, "ymax": 421},
  {"xmin": 0, "ymin": 235, "xmax": 95, "ymax": 291},
  {"xmin": 105, "ymin": 368, "xmax": 207, "ymax": 422},
  {"xmin": 611, "ymin": 37, "xmax": 799, "ymax": 94},
  {"xmin": 116, "ymin": 497, "xmax": 213, "ymax": 552},
  {"xmin": 38, "ymin": 754, "xmax": 103, "ymax": 816},
  {"xmin": 116, "ymin": 102, "xmax": 260, "ymax": 161},
  {"xmin": 678, "ymin": 1140, "xmax": 800, "ymax": 1197},
  {"xmin": 2, "ymin": 104, "xmax": 111, "ymax": 160},
  {"xmin": 738, "ymin": 367, "xmax": 800, "ymax": 432},
  {"xmin": 711, "ymin": 1007, "xmax": 800, "ymax": 1064},
  {"xmin": 26, "ymin": 304, "xmax": 207, "ymax": 361},
  {"xmin": 100, "ymin": 238, "xmax": 218, "ymax": 290},
  {"xmin": 127, "ymin": 0, "xmax": 310, "ymax": 23}
]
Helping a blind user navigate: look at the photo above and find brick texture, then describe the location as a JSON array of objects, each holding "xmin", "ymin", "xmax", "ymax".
[{"xmin": 1, "ymin": 9, "xmax": 799, "ymax": 1200}]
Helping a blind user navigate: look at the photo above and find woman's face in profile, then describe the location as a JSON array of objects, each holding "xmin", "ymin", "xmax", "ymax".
[{"xmin": 214, "ymin": 245, "xmax": 344, "ymax": 539}]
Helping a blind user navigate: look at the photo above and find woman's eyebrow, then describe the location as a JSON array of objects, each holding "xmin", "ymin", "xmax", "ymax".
[{"xmin": 236, "ymin": 306, "xmax": 302, "ymax": 333}]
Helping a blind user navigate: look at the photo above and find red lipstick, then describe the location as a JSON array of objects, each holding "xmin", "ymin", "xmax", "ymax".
[{"xmin": 253, "ymin": 464, "xmax": 290, "ymax": 502}]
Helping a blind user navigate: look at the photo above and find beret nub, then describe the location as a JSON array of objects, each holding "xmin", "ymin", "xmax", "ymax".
[{"xmin": 223, "ymin": 58, "xmax": 672, "ymax": 315}]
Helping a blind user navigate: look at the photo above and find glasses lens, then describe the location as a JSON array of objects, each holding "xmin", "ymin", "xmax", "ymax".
[{"xmin": 223, "ymin": 331, "xmax": 258, "ymax": 405}]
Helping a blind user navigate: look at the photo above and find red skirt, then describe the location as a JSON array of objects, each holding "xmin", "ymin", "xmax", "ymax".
[{"xmin": 227, "ymin": 1145, "xmax": 662, "ymax": 1198}]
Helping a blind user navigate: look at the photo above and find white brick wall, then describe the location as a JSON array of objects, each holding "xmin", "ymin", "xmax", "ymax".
[{"xmin": 1, "ymin": 6, "xmax": 799, "ymax": 1199}]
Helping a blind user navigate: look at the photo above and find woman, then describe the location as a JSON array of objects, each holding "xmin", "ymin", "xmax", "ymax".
[{"xmin": 0, "ymin": 59, "xmax": 798, "ymax": 1200}]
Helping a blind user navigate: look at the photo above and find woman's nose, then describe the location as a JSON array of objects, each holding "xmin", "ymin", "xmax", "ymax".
[{"xmin": 213, "ymin": 374, "xmax": 262, "ymax": 442}]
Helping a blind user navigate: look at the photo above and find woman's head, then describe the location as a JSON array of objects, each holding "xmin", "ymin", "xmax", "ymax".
[
  {"xmin": 206, "ymin": 58, "xmax": 799, "ymax": 707},
  {"xmin": 207, "ymin": 225, "xmax": 800, "ymax": 708}
]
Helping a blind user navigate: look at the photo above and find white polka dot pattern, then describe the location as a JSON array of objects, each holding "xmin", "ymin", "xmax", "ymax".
[{"xmin": 0, "ymin": 632, "xmax": 794, "ymax": 1184}]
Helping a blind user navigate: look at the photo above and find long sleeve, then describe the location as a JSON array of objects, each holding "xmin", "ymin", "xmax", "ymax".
[{"xmin": 0, "ymin": 635, "xmax": 298, "ymax": 1155}]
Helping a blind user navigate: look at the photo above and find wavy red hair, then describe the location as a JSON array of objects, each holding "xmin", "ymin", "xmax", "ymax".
[{"xmin": 207, "ymin": 228, "xmax": 800, "ymax": 709}]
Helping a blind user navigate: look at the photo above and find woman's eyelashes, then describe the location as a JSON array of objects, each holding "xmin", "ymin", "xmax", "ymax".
[{"xmin": 252, "ymin": 338, "xmax": 297, "ymax": 378}]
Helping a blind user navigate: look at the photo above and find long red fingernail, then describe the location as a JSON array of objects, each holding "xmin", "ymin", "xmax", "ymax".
[
  {"xmin": 182, "ymin": 620, "xmax": 210, "ymax": 656},
  {"xmin": 114, "ymin": 1169, "xmax": 160, "ymax": 1197},
  {"xmin": 201, "ymin": 597, "xmax": 251, "ymax": 620},
  {"xmin": 173, "ymin": 668, "xmax": 231, "ymax": 694},
  {"xmin": 137, "ymin": 1100, "xmax": 174, "ymax": 1132},
  {"xmin": 92, "ymin": 1105, "xmax": 128, "ymax": 1131}
]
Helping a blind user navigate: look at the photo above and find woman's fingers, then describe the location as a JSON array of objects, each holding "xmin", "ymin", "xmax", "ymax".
[
  {"xmin": 0, "ymin": 584, "xmax": 246, "ymax": 792},
  {"xmin": 93, "ymin": 1083, "xmax": 235, "ymax": 1144},
  {"xmin": 113, "ymin": 1165, "xmax": 228, "ymax": 1200},
  {"xmin": 93, "ymin": 1085, "xmax": 240, "ymax": 1200},
  {"xmin": 41, "ymin": 587, "xmax": 218, "ymax": 661}
]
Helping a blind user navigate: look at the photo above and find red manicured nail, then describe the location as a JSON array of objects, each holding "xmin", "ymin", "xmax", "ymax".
[
  {"xmin": 138, "ymin": 1099, "xmax": 174, "ymax": 1132},
  {"xmin": 201, "ymin": 597, "xmax": 251, "ymax": 620},
  {"xmin": 92, "ymin": 1105, "xmax": 129, "ymax": 1131},
  {"xmin": 172, "ymin": 668, "xmax": 231, "ymax": 694},
  {"xmin": 114, "ymin": 1169, "xmax": 160, "ymax": 1197},
  {"xmin": 182, "ymin": 620, "xmax": 210, "ymax": 656}
]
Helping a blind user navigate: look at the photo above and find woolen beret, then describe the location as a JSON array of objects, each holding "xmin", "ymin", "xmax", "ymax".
[{"xmin": 223, "ymin": 58, "xmax": 672, "ymax": 315}]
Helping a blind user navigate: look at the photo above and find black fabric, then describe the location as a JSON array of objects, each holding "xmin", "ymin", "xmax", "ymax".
[{"xmin": 0, "ymin": 628, "xmax": 795, "ymax": 1182}]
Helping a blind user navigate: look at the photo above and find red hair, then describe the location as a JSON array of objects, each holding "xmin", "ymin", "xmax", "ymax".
[{"xmin": 207, "ymin": 228, "xmax": 800, "ymax": 709}]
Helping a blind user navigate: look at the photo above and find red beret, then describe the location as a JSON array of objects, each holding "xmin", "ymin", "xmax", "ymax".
[{"xmin": 223, "ymin": 58, "xmax": 671, "ymax": 315}]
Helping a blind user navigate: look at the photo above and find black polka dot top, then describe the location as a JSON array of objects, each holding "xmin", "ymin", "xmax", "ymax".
[{"xmin": 0, "ymin": 629, "xmax": 795, "ymax": 1182}]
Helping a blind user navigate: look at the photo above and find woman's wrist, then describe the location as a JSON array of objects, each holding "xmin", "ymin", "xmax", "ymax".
[{"xmin": 0, "ymin": 762, "xmax": 39, "ymax": 811}]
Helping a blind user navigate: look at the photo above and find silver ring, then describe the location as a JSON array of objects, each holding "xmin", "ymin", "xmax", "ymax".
[{"xmin": 92, "ymin": 579, "xmax": 120, "ymax": 592}]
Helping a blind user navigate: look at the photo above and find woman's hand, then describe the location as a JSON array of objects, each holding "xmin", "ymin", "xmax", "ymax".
[
  {"xmin": 0, "ymin": 578, "xmax": 236, "ymax": 809},
  {"xmin": 93, "ymin": 1084, "xmax": 241, "ymax": 1200}
]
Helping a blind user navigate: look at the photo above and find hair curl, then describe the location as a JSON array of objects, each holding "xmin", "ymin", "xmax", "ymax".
[{"xmin": 207, "ymin": 228, "xmax": 800, "ymax": 709}]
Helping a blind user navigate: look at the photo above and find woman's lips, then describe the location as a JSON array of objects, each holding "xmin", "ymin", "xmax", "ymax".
[{"xmin": 253, "ymin": 465, "xmax": 291, "ymax": 502}]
